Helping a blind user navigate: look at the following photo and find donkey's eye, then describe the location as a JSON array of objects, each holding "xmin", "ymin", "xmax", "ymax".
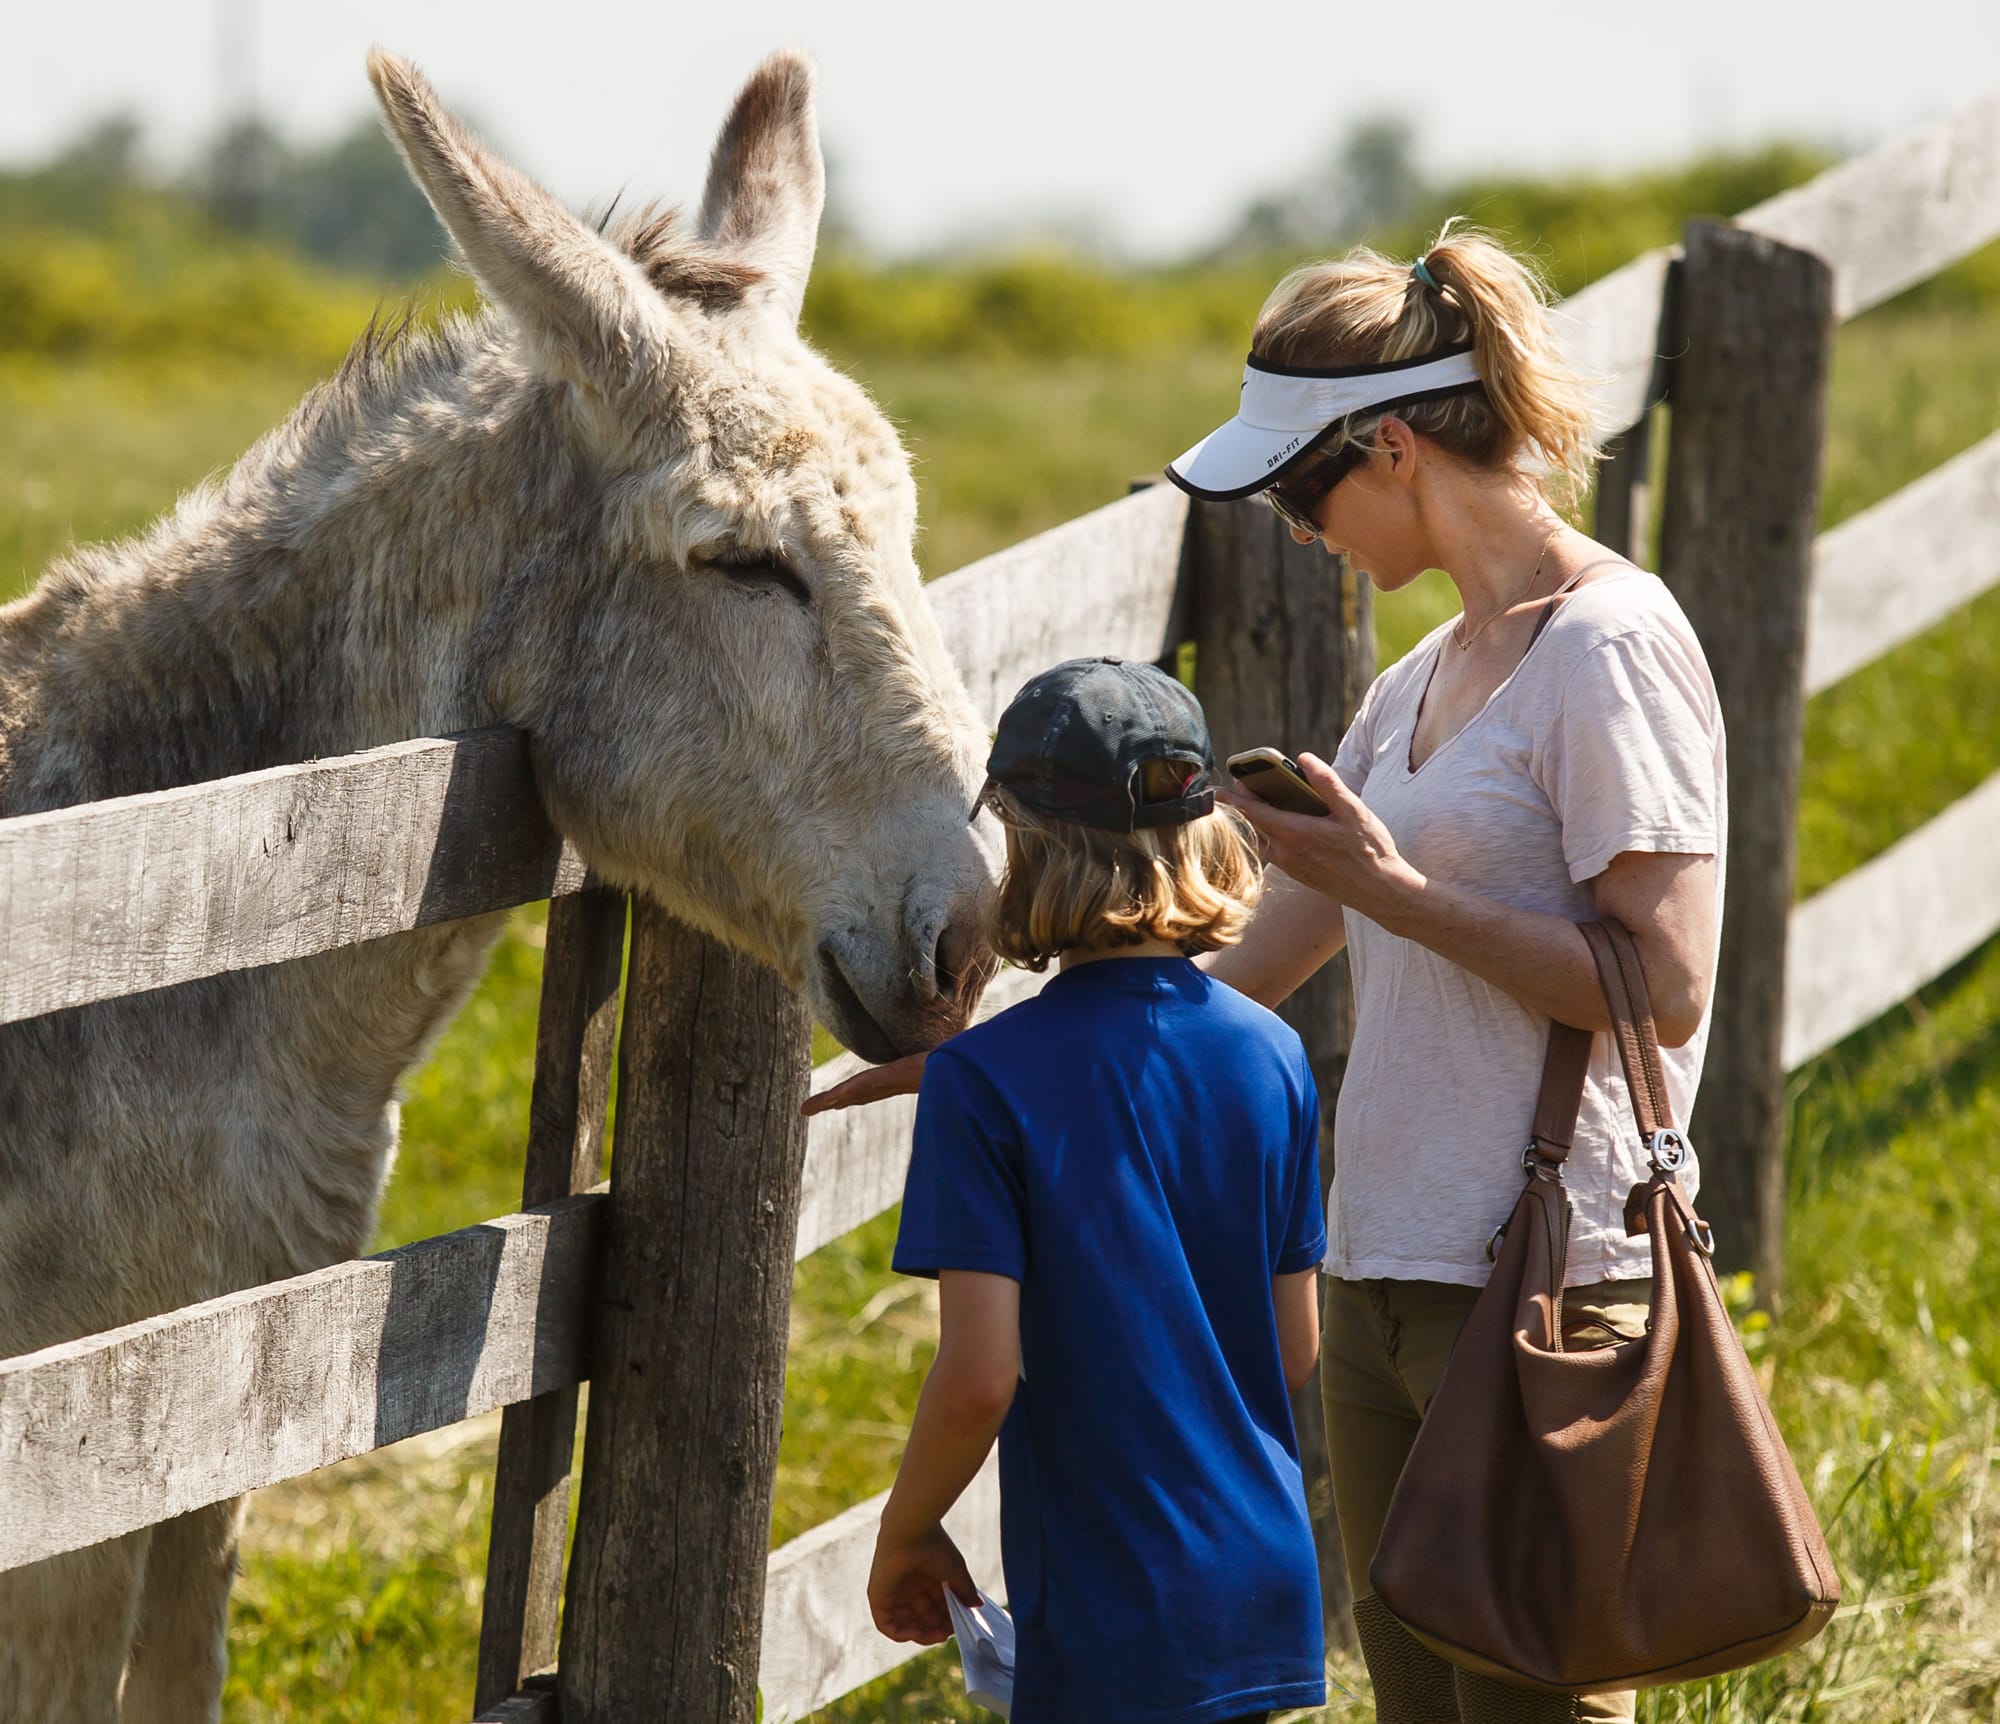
[{"xmin": 714, "ymin": 554, "xmax": 812, "ymax": 607}]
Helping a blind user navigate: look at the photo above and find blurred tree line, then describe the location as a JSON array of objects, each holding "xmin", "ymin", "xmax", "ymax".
[
  {"xmin": 204, "ymin": 116, "xmax": 446, "ymax": 277},
  {"xmin": 2, "ymin": 106, "xmax": 1994, "ymax": 373},
  {"xmin": 12, "ymin": 110, "xmax": 448, "ymax": 277}
]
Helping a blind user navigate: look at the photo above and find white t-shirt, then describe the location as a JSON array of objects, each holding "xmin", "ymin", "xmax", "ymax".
[{"xmin": 1328, "ymin": 568, "xmax": 1726, "ymax": 1286}]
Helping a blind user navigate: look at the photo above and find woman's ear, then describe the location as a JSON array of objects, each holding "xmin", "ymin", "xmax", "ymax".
[{"xmin": 1375, "ymin": 416, "xmax": 1420, "ymax": 480}]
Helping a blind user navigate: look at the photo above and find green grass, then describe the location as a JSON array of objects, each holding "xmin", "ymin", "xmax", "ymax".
[
  {"xmin": 1633, "ymin": 934, "xmax": 2000, "ymax": 1723},
  {"xmin": 5, "ymin": 291, "xmax": 1998, "ymax": 1719},
  {"xmin": 381, "ymin": 912, "xmax": 550, "ymax": 1250},
  {"xmin": 874, "ymin": 343, "xmax": 1241, "ymax": 578},
  {"xmin": 224, "ymin": 1425, "xmax": 507, "ymax": 1721}
]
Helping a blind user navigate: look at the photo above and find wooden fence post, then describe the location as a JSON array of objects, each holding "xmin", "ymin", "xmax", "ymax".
[
  {"xmin": 476, "ymin": 885, "xmax": 628, "ymax": 1709},
  {"xmin": 1593, "ymin": 411, "xmax": 1656, "ymax": 566},
  {"xmin": 558, "ymin": 902, "xmax": 813, "ymax": 1724},
  {"xmin": 1188, "ymin": 497, "xmax": 1373, "ymax": 1651},
  {"xmin": 1657, "ymin": 219, "xmax": 1836, "ymax": 1299},
  {"xmin": 1591, "ymin": 259, "xmax": 1678, "ymax": 568}
]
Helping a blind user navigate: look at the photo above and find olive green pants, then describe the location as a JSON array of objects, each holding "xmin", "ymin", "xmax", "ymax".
[{"xmin": 1322, "ymin": 1275, "xmax": 1651, "ymax": 1724}]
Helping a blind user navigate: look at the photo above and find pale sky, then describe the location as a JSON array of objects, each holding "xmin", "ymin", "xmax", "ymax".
[{"xmin": 3, "ymin": 0, "xmax": 1996, "ymax": 257}]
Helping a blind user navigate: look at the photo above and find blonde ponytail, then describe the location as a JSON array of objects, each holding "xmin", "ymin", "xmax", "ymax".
[{"xmin": 1252, "ymin": 219, "xmax": 1600, "ymax": 507}]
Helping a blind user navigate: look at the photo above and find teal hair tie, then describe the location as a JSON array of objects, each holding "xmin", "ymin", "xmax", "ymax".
[{"xmin": 1411, "ymin": 257, "xmax": 1442, "ymax": 292}]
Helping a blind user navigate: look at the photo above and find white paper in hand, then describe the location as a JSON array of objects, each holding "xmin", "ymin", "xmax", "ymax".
[{"xmin": 944, "ymin": 1585, "xmax": 1015, "ymax": 1719}]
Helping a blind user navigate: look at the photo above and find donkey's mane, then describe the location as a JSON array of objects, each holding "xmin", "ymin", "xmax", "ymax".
[
  {"xmin": 602, "ymin": 202, "xmax": 767, "ymax": 308},
  {"xmin": 323, "ymin": 299, "xmax": 480, "ymax": 422}
]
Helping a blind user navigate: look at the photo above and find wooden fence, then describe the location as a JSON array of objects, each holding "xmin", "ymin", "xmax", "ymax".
[{"xmin": 1, "ymin": 94, "xmax": 1998, "ymax": 1724}]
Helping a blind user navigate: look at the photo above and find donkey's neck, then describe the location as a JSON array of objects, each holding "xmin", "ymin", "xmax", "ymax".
[{"xmin": 0, "ymin": 322, "xmax": 595, "ymax": 815}]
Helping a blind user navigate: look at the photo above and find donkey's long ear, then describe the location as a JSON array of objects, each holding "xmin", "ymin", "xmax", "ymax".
[
  {"xmin": 368, "ymin": 49, "xmax": 671, "ymax": 395},
  {"xmin": 696, "ymin": 52, "xmax": 825, "ymax": 327}
]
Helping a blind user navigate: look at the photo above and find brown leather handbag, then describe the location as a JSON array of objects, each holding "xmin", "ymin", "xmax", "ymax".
[{"xmin": 1369, "ymin": 919, "xmax": 1840, "ymax": 1693}]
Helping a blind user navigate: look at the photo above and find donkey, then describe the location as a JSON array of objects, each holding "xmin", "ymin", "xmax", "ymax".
[{"xmin": 0, "ymin": 49, "xmax": 998, "ymax": 1722}]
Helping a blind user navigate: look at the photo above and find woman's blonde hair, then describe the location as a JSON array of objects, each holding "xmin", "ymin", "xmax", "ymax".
[
  {"xmin": 1253, "ymin": 219, "xmax": 1600, "ymax": 506},
  {"xmin": 984, "ymin": 760, "xmax": 1263, "ymax": 972}
]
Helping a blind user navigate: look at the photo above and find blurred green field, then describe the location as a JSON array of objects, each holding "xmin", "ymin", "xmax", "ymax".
[{"xmin": 3, "ymin": 240, "xmax": 1998, "ymax": 1719}]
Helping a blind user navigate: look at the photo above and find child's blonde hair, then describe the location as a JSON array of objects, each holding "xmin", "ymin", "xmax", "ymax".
[
  {"xmin": 984, "ymin": 760, "xmax": 1263, "ymax": 973},
  {"xmin": 1253, "ymin": 219, "xmax": 1600, "ymax": 506}
]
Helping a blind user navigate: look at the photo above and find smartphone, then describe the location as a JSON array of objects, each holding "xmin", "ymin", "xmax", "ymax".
[{"xmin": 1225, "ymin": 747, "xmax": 1330, "ymax": 816}]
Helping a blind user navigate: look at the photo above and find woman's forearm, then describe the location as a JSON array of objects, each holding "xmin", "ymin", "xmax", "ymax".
[
  {"xmin": 1356, "ymin": 849, "xmax": 1715, "ymax": 1045},
  {"xmin": 1361, "ymin": 864, "xmax": 1608, "ymax": 1029},
  {"xmin": 1232, "ymin": 757, "xmax": 1713, "ymax": 1043},
  {"xmin": 1201, "ymin": 871, "xmax": 1348, "ymax": 1008}
]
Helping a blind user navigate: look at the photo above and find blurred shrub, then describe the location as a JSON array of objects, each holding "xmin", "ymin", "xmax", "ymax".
[
  {"xmin": 0, "ymin": 231, "xmax": 122, "ymax": 356},
  {"xmin": 802, "ymin": 252, "xmax": 1273, "ymax": 361},
  {"xmin": 0, "ymin": 223, "xmax": 384, "ymax": 367}
]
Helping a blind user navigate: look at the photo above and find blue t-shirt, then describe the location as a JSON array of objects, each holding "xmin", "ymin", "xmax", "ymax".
[{"xmin": 894, "ymin": 956, "xmax": 1327, "ymax": 1724}]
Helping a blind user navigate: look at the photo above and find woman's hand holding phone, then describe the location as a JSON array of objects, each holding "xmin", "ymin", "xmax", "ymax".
[
  {"xmin": 1225, "ymin": 747, "xmax": 1330, "ymax": 817},
  {"xmin": 1219, "ymin": 749, "xmax": 1418, "ymax": 921}
]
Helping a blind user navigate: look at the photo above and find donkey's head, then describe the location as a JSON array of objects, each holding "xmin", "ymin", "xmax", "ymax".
[{"xmin": 369, "ymin": 50, "xmax": 998, "ymax": 1061}]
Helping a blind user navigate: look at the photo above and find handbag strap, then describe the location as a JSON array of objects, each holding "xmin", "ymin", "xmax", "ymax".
[
  {"xmin": 1528, "ymin": 1024, "xmax": 1594, "ymax": 1165},
  {"xmin": 1580, "ymin": 921, "xmax": 1678, "ymax": 1138},
  {"xmin": 1528, "ymin": 919, "xmax": 1680, "ymax": 1166}
]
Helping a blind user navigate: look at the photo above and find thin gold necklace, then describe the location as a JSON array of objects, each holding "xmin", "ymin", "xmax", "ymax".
[{"xmin": 1451, "ymin": 525, "xmax": 1565, "ymax": 652}]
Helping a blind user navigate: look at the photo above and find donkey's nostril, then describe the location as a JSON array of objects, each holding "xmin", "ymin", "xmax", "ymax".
[{"xmin": 934, "ymin": 914, "xmax": 986, "ymax": 1005}]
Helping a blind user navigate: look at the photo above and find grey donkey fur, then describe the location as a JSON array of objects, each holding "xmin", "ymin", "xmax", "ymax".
[{"xmin": 0, "ymin": 50, "xmax": 999, "ymax": 1721}]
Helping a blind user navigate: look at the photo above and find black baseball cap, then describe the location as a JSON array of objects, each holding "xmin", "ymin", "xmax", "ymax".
[{"xmin": 975, "ymin": 658, "xmax": 1217, "ymax": 832}]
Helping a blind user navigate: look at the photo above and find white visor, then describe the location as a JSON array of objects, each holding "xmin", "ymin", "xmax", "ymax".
[{"xmin": 1165, "ymin": 346, "xmax": 1483, "ymax": 501}]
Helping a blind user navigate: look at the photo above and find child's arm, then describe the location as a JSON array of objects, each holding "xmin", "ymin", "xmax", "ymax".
[
  {"xmin": 1274, "ymin": 1267, "xmax": 1321, "ymax": 1396},
  {"xmin": 869, "ymin": 1270, "xmax": 1022, "ymax": 1645}
]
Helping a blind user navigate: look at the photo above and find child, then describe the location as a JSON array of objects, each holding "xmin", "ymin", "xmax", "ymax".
[{"xmin": 867, "ymin": 656, "xmax": 1328, "ymax": 1724}]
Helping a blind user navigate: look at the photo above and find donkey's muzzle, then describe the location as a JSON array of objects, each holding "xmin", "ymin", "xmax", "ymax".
[
  {"xmin": 815, "ymin": 945, "xmax": 903, "ymax": 1065},
  {"xmin": 815, "ymin": 895, "xmax": 989, "ymax": 1065}
]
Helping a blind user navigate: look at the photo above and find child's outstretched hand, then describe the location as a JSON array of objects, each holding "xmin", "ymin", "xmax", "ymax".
[
  {"xmin": 868, "ymin": 1522, "xmax": 979, "ymax": 1645},
  {"xmin": 802, "ymin": 1051, "xmax": 927, "ymax": 1116}
]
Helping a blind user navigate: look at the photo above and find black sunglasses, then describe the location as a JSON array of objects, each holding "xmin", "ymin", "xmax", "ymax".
[{"xmin": 1262, "ymin": 442, "xmax": 1368, "ymax": 538}]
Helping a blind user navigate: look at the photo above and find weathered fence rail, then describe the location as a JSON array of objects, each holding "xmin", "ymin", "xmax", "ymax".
[
  {"xmin": 1805, "ymin": 426, "xmax": 2000, "ymax": 695},
  {"xmin": 759, "ymin": 1454, "xmax": 1005, "ymax": 1721},
  {"xmin": 2, "ymin": 95, "xmax": 1998, "ymax": 1724},
  {"xmin": 928, "ymin": 479, "xmax": 1191, "ymax": 726},
  {"xmin": 0, "ymin": 1190, "xmax": 605, "ymax": 1573},
  {"xmin": 1784, "ymin": 770, "xmax": 2000, "ymax": 1071},
  {"xmin": 0, "ymin": 728, "xmax": 586, "ymax": 1028}
]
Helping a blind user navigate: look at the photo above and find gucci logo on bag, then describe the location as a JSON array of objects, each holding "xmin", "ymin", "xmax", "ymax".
[{"xmin": 1648, "ymin": 1127, "xmax": 1689, "ymax": 1173}]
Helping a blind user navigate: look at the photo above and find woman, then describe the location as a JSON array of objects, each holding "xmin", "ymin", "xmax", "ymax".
[{"xmin": 812, "ymin": 224, "xmax": 1724, "ymax": 1724}]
